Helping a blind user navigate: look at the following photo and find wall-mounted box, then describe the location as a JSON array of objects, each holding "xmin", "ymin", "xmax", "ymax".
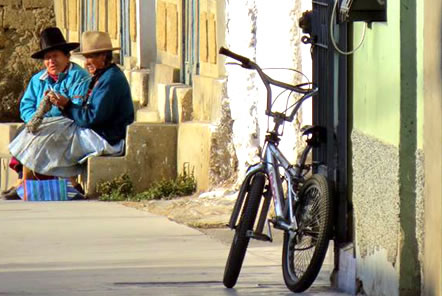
[{"xmin": 339, "ymin": 0, "xmax": 386, "ymax": 22}]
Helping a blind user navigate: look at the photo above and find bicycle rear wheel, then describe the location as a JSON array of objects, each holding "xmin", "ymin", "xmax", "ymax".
[
  {"xmin": 223, "ymin": 173, "xmax": 265, "ymax": 288},
  {"xmin": 282, "ymin": 174, "xmax": 333, "ymax": 292}
]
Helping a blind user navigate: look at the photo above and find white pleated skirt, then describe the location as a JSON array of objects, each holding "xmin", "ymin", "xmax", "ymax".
[{"xmin": 9, "ymin": 116, "xmax": 124, "ymax": 177}]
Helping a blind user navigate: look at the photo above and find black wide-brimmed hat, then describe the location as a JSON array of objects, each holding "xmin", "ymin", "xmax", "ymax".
[{"xmin": 31, "ymin": 27, "xmax": 80, "ymax": 59}]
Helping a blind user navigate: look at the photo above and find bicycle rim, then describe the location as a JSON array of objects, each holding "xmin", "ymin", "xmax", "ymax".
[{"xmin": 282, "ymin": 174, "xmax": 333, "ymax": 292}]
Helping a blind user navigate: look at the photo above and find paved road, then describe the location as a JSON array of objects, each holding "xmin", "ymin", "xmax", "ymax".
[{"xmin": 0, "ymin": 201, "xmax": 347, "ymax": 295}]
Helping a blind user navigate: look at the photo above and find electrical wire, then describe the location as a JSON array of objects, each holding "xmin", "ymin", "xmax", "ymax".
[{"xmin": 330, "ymin": 0, "xmax": 367, "ymax": 55}]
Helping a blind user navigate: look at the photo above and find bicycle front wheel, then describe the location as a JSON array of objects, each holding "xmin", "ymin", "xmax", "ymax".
[
  {"xmin": 223, "ymin": 173, "xmax": 265, "ymax": 288},
  {"xmin": 282, "ymin": 174, "xmax": 333, "ymax": 293}
]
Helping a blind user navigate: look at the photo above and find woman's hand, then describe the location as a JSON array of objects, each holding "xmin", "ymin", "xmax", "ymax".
[{"xmin": 48, "ymin": 91, "xmax": 69, "ymax": 109}]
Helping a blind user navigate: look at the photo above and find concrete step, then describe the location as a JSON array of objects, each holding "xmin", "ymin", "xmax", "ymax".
[
  {"xmin": 0, "ymin": 123, "xmax": 22, "ymax": 191},
  {"xmin": 85, "ymin": 122, "xmax": 177, "ymax": 197},
  {"xmin": 177, "ymin": 122, "xmax": 214, "ymax": 191},
  {"xmin": 127, "ymin": 69, "xmax": 150, "ymax": 106},
  {"xmin": 136, "ymin": 107, "xmax": 161, "ymax": 122},
  {"xmin": 136, "ymin": 83, "xmax": 193, "ymax": 124},
  {"xmin": 0, "ymin": 123, "xmax": 22, "ymax": 157}
]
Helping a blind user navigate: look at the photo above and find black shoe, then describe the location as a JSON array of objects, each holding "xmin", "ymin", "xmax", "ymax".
[
  {"xmin": 0, "ymin": 189, "xmax": 21, "ymax": 200},
  {"xmin": 1, "ymin": 187, "xmax": 15, "ymax": 195},
  {"xmin": 73, "ymin": 184, "xmax": 85, "ymax": 195}
]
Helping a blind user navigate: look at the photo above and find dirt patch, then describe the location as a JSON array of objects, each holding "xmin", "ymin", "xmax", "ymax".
[{"xmin": 121, "ymin": 193, "xmax": 236, "ymax": 229}]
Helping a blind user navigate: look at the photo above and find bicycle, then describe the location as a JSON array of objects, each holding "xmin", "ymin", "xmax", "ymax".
[{"xmin": 219, "ymin": 47, "xmax": 334, "ymax": 293}]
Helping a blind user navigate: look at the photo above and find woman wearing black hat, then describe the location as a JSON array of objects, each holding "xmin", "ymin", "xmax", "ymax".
[
  {"xmin": 7, "ymin": 31, "xmax": 134, "ymax": 200},
  {"xmin": 20, "ymin": 27, "xmax": 90, "ymax": 123},
  {"xmin": 0, "ymin": 27, "xmax": 89, "ymax": 200}
]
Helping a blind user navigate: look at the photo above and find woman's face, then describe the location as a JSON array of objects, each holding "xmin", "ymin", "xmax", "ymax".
[
  {"xmin": 43, "ymin": 50, "xmax": 70, "ymax": 75},
  {"xmin": 83, "ymin": 53, "xmax": 106, "ymax": 75}
]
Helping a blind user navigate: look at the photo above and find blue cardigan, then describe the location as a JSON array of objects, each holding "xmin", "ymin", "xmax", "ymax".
[
  {"xmin": 64, "ymin": 64, "xmax": 134, "ymax": 145},
  {"xmin": 20, "ymin": 63, "xmax": 90, "ymax": 123}
]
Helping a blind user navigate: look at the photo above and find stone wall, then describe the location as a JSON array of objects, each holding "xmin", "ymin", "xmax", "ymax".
[{"xmin": 0, "ymin": 0, "xmax": 55, "ymax": 122}]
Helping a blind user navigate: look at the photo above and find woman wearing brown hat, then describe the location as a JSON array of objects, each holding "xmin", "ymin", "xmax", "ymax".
[{"xmin": 8, "ymin": 31, "xmax": 134, "ymax": 198}]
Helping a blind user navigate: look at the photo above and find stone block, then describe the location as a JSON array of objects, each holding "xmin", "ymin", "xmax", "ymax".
[
  {"xmin": 0, "ymin": 157, "xmax": 19, "ymax": 193},
  {"xmin": 123, "ymin": 56, "xmax": 137, "ymax": 70},
  {"xmin": 3, "ymin": 7, "xmax": 35, "ymax": 30},
  {"xmin": 149, "ymin": 63, "xmax": 180, "ymax": 111},
  {"xmin": 0, "ymin": 123, "xmax": 22, "ymax": 157},
  {"xmin": 22, "ymin": 0, "xmax": 52, "ymax": 8},
  {"xmin": 156, "ymin": 1, "xmax": 166, "ymax": 51},
  {"xmin": 207, "ymin": 13, "xmax": 217, "ymax": 64},
  {"xmin": 130, "ymin": 69, "xmax": 149, "ymax": 106},
  {"xmin": 136, "ymin": 107, "xmax": 160, "ymax": 123},
  {"xmin": 166, "ymin": 3, "xmax": 178, "ymax": 55},
  {"xmin": 156, "ymin": 83, "xmax": 174, "ymax": 122},
  {"xmin": 199, "ymin": 12, "xmax": 208, "ymax": 62},
  {"xmin": 177, "ymin": 122, "xmax": 213, "ymax": 191},
  {"xmin": 192, "ymin": 75, "xmax": 224, "ymax": 122},
  {"xmin": 0, "ymin": 0, "xmax": 21, "ymax": 7},
  {"xmin": 86, "ymin": 123, "xmax": 177, "ymax": 196},
  {"xmin": 0, "ymin": 31, "xmax": 6, "ymax": 49},
  {"xmin": 171, "ymin": 85, "xmax": 192, "ymax": 123}
]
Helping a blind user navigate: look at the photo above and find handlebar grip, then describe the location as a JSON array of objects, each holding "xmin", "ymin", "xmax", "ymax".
[{"xmin": 219, "ymin": 47, "xmax": 251, "ymax": 66}]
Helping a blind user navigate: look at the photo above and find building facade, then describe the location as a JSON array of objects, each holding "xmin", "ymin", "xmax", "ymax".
[
  {"xmin": 55, "ymin": 0, "xmax": 312, "ymax": 192},
  {"xmin": 348, "ymin": 0, "xmax": 441, "ymax": 295}
]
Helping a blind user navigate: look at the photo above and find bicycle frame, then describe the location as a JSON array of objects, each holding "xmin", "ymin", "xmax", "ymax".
[
  {"xmin": 221, "ymin": 47, "xmax": 332, "ymax": 292},
  {"xmin": 228, "ymin": 133, "xmax": 315, "ymax": 234},
  {"xmin": 221, "ymin": 46, "xmax": 319, "ymax": 236}
]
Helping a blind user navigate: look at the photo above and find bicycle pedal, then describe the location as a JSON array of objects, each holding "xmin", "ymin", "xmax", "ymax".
[
  {"xmin": 269, "ymin": 217, "xmax": 291, "ymax": 231},
  {"xmin": 246, "ymin": 230, "xmax": 273, "ymax": 242}
]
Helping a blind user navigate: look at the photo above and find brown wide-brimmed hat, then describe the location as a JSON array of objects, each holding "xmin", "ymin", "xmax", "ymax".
[
  {"xmin": 76, "ymin": 31, "xmax": 120, "ymax": 55},
  {"xmin": 31, "ymin": 27, "xmax": 80, "ymax": 59}
]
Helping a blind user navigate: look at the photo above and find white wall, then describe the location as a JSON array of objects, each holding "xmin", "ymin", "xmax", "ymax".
[{"xmin": 224, "ymin": 0, "xmax": 313, "ymax": 181}]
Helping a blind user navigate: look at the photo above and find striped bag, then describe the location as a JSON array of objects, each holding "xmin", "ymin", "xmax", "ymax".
[{"xmin": 16, "ymin": 179, "xmax": 84, "ymax": 201}]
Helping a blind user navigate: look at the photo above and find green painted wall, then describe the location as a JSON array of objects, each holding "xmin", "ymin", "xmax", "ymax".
[
  {"xmin": 352, "ymin": 0, "xmax": 424, "ymax": 149},
  {"xmin": 352, "ymin": 0, "xmax": 401, "ymax": 146}
]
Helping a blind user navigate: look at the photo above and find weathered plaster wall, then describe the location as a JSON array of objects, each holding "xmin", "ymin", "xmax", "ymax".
[
  {"xmin": 351, "ymin": 0, "xmax": 426, "ymax": 294},
  {"xmin": 0, "ymin": 0, "xmax": 55, "ymax": 122},
  {"xmin": 415, "ymin": 149, "xmax": 425, "ymax": 284},
  {"xmin": 351, "ymin": 130, "xmax": 400, "ymax": 261},
  {"xmin": 351, "ymin": 134, "xmax": 425, "ymax": 296},
  {"xmin": 224, "ymin": 0, "xmax": 310, "ymax": 182}
]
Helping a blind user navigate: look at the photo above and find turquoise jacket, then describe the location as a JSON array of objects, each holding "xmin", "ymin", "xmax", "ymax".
[
  {"xmin": 64, "ymin": 64, "xmax": 134, "ymax": 145},
  {"xmin": 20, "ymin": 63, "xmax": 90, "ymax": 123}
]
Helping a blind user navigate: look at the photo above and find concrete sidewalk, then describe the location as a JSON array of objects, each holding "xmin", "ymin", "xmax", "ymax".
[{"xmin": 0, "ymin": 201, "xmax": 347, "ymax": 295}]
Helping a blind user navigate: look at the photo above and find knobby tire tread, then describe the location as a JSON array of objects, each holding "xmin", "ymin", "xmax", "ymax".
[{"xmin": 223, "ymin": 173, "xmax": 265, "ymax": 288}]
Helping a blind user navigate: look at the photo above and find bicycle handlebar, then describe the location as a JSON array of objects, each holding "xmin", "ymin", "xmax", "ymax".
[
  {"xmin": 219, "ymin": 47, "xmax": 316, "ymax": 95},
  {"xmin": 219, "ymin": 47, "xmax": 252, "ymax": 67},
  {"xmin": 219, "ymin": 47, "xmax": 318, "ymax": 122}
]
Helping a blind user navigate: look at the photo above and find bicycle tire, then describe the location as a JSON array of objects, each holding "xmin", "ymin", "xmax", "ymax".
[
  {"xmin": 282, "ymin": 174, "xmax": 333, "ymax": 293},
  {"xmin": 223, "ymin": 173, "xmax": 265, "ymax": 288}
]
